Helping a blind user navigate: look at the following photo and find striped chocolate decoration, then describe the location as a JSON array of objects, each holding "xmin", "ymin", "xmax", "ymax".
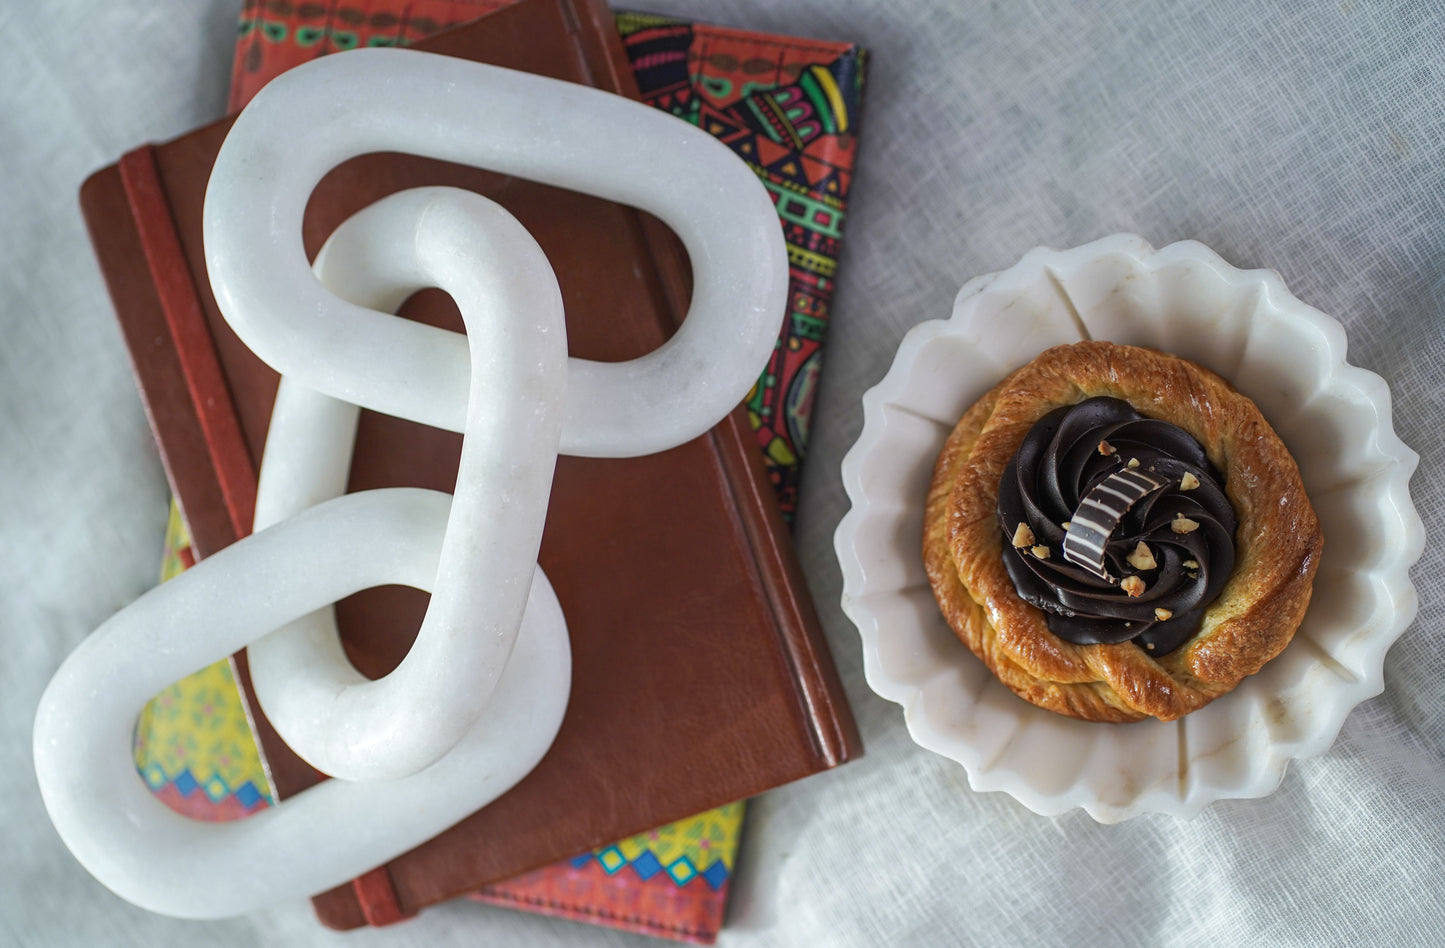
[{"xmin": 1063, "ymin": 468, "xmax": 1169, "ymax": 580}]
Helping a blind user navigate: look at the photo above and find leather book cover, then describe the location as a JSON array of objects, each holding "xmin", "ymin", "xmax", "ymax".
[{"xmin": 79, "ymin": 0, "xmax": 860, "ymax": 930}]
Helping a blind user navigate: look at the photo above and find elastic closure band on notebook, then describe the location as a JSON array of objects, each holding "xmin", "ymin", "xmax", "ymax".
[
  {"xmin": 352, "ymin": 866, "xmax": 415, "ymax": 927},
  {"xmin": 118, "ymin": 145, "xmax": 257, "ymax": 540}
]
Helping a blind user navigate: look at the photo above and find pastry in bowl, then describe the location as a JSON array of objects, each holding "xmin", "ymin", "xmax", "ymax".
[{"xmin": 923, "ymin": 340, "xmax": 1322, "ymax": 722}]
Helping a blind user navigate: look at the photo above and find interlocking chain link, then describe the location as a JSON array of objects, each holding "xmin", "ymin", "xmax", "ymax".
[{"xmin": 35, "ymin": 48, "xmax": 786, "ymax": 918}]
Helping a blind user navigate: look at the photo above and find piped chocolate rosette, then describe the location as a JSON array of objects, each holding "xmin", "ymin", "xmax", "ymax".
[
  {"xmin": 923, "ymin": 341, "xmax": 1322, "ymax": 723},
  {"xmin": 997, "ymin": 397, "xmax": 1237, "ymax": 656}
]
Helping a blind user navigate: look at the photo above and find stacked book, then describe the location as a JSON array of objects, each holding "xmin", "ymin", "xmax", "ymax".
[{"xmin": 87, "ymin": 0, "xmax": 867, "ymax": 940}]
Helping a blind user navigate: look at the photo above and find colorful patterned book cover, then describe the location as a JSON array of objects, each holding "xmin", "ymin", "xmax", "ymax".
[{"xmin": 131, "ymin": 3, "xmax": 864, "ymax": 943}]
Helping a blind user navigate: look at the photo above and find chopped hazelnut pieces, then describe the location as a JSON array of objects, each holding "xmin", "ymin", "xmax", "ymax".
[
  {"xmin": 1031, "ymin": 545, "xmax": 1051, "ymax": 560},
  {"xmin": 1127, "ymin": 458, "xmax": 1141, "ymax": 469},
  {"xmin": 1098, "ymin": 440, "xmax": 1117, "ymax": 456},
  {"xmin": 1180, "ymin": 472, "xmax": 1201, "ymax": 491},
  {"xmin": 1126, "ymin": 541, "xmax": 1157, "ymax": 571},
  {"xmin": 1171, "ymin": 514, "xmax": 1201, "ymax": 534},
  {"xmin": 1011, "ymin": 522, "xmax": 1035, "ymax": 548},
  {"xmin": 1154, "ymin": 607, "xmax": 1173, "ymax": 621},
  {"xmin": 1061, "ymin": 521, "xmax": 1072, "ymax": 530},
  {"xmin": 1120, "ymin": 575, "xmax": 1146, "ymax": 597},
  {"xmin": 1146, "ymin": 642, "xmax": 1156, "ymax": 650},
  {"xmin": 1183, "ymin": 558, "xmax": 1200, "ymax": 570}
]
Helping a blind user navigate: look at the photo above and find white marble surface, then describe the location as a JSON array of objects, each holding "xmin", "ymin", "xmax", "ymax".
[{"xmin": 4, "ymin": 1, "xmax": 1443, "ymax": 945}]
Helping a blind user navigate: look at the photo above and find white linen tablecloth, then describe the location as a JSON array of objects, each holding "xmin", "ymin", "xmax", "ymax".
[{"xmin": 3, "ymin": 1, "xmax": 1441, "ymax": 945}]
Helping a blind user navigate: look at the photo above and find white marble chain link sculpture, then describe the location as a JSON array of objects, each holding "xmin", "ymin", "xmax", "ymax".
[{"xmin": 33, "ymin": 48, "xmax": 786, "ymax": 918}]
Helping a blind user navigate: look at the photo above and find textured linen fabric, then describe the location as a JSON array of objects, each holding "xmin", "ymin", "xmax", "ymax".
[{"xmin": 3, "ymin": 1, "xmax": 1442, "ymax": 946}]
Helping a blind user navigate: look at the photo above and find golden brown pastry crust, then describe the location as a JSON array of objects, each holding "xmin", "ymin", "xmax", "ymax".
[{"xmin": 922, "ymin": 341, "xmax": 1322, "ymax": 723}]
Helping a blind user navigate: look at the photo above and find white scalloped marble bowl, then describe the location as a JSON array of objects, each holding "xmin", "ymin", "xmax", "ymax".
[{"xmin": 835, "ymin": 234, "xmax": 1424, "ymax": 822}]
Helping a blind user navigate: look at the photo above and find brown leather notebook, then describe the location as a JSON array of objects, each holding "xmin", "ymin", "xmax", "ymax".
[{"xmin": 79, "ymin": 0, "xmax": 860, "ymax": 930}]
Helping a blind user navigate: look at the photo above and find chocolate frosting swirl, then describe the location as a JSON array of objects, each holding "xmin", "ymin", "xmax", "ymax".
[{"xmin": 997, "ymin": 396, "xmax": 1237, "ymax": 655}]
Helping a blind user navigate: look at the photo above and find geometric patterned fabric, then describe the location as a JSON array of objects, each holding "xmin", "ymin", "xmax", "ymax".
[
  {"xmin": 130, "ymin": 503, "xmax": 273, "ymax": 823},
  {"xmin": 612, "ymin": 10, "xmax": 866, "ymax": 518},
  {"xmin": 578, "ymin": 802, "xmax": 744, "ymax": 888}
]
